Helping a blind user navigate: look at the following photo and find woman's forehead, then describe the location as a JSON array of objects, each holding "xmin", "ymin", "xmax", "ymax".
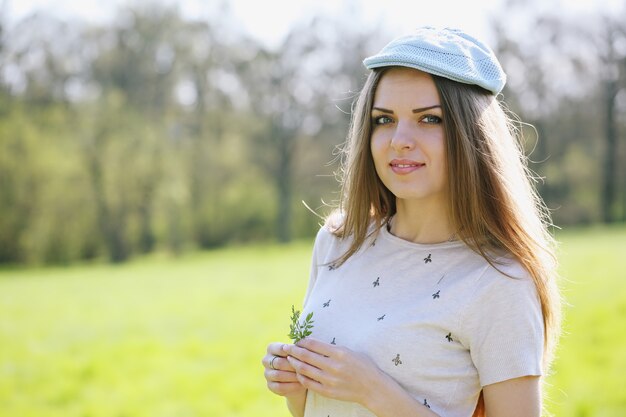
[{"xmin": 374, "ymin": 68, "xmax": 440, "ymax": 107}]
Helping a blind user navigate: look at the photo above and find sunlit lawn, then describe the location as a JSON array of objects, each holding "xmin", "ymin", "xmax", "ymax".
[
  {"xmin": 544, "ymin": 226, "xmax": 626, "ymax": 416},
  {"xmin": 0, "ymin": 226, "xmax": 624, "ymax": 416}
]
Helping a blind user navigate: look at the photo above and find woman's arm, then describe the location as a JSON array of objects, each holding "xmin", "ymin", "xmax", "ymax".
[
  {"xmin": 353, "ymin": 373, "xmax": 542, "ymax": 417},
  {"xmin": 363, "ymin": 370, "xmax": 441, "ymax": 417},
  {"xmin": 283, "ymin": 338, "xmax": 439, "ymax": 417},
  {"xmin": 284, "ymin": 338, "xmax": 542, "ymax": 417},
  {"xmin": 482, "ymin": 376, "xmax": 541, "ymax": 417},
  {"xmin": 285, "ymin": 391, "xmax": 307, "ymax": 417},
  {"xmin": 262, "ymin": 342, "xmax": 308, "ymax": 417}
]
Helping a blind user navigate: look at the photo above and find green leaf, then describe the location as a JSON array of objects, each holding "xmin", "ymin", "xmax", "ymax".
[{"xmin": 288, "ymin": 305, "xmax": 314, "ymax": 343}]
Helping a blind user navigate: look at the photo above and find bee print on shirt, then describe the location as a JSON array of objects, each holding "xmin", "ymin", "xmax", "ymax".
[
  {"xmin": 323, "ymin": 299, "xmax": 331, "ymax": 308},
  {"xmin": 328, "ymin": 264, "xmax": 337, "ymax": 271},
  {"xmin": 377, "ymin": 314, "xmax": 386, "ymax": 321},
  {"xmin": 423, "ymin": 399, "xmax": 431, "ymax": 409},
  {"xmin": 330, "ymin": 337, "xmax": 336, "ymax": 345},
  {"xmin": 445, "ymin": 332, "xmax": 453, "ymax": 342},
  {"xmin": 392, "ymin": 354, "xmax": 402, "ymax": 366},
  {"xmin": 371, "ymin": 238, "xmax": 376, "ymax": 247},
  {"xmin": 424, "ymin": 254, "xmax": 432, "ymax": 263},
  {"xmin": 373, "ymin": 277, "xmax": 380, "ymax": 287},
  {"xmin": 432, "ymin": 290, "xmax": 440, "ymax": 299}
]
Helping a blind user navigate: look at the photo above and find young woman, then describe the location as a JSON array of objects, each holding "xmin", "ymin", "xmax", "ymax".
[{"xmin": 262, "ymin": 27, "xmax": 561, "ymax": 417}]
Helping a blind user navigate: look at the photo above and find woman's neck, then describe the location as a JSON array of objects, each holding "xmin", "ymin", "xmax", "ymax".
[{"xmin": 389, "ymin": 199, "xmax": 455, "ymax": 244}]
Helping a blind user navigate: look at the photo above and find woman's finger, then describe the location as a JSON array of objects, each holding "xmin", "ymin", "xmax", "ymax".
[
  {"xmin": 295, "ymin": 372, "xmax": 329, "ymax": 397},
  {"xmin": 266, "ymin": 342, "xmax": 287, "ymax": 357},
  {"xmin": 264, "ymin": 368, "xmax": 300, "ymax": 383},
  {"xmin": 263, "ymin": 342, "xmax": 295, "ymax": 372},
  {"xmin": 296, "ymin": 337, "xmax": 338, "ymax": 358},
  {"xmin": 287, "ymin": 355, "xmax": 325, "ymax": 383},
  {"xmin": 267, "ymin": 381, "xmax": 304, "ymax": 396},
  {"xmin": 283, "ymin": 342, "xmax": 332, "ymax": 370},
  {"xmin": 262, "ymin": 354, "xmax": 295, "ymax": 371}
]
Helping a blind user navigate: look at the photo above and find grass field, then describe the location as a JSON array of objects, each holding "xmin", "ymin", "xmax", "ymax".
[{"xmin": 0, "ymin": 225, "xmax": 625, "ymax": 416}]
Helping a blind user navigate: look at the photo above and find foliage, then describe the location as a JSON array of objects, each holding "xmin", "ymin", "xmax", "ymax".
[
  {"xmin": 288, "ymin": 305, "xmax": 314, "ymax": 343},
  {"xmin": 0, "ymin": 4, "xmax": 624, "ymax": 265}
]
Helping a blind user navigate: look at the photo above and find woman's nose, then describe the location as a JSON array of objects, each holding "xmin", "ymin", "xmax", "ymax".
[{"xmin": 390, "ymin": 121, "xmax": 417, "ymax": 151}]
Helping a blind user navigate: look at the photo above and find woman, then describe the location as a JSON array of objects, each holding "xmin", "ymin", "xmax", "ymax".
[{"xmin": 262, "ymin": 27, "xmax": 561, "ymax": 417}]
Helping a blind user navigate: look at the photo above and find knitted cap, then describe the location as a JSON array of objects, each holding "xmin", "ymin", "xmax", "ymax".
[{"xmin": 363, "ymin": 27, "xmax": 506, "ymax": 95}]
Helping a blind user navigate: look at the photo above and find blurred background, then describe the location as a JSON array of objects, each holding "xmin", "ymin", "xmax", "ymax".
[{"xmin": 0, "ymin": 0, "xmax": 624, "ymax": 416}]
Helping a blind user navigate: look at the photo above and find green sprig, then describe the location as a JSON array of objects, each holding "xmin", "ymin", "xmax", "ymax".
[{"xmin": 288, "ymin": 305, "xmax": 314, "ymax": 343}]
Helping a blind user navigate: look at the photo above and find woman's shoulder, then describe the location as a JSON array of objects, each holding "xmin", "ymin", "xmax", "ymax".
[
  {"xmin": 472, "ymin": 254, "xmax": 539, "ymax": 301},
  {"xmin": 312, "ymin": 210, "xmax": 379, "ymax": 255},
  {"xmin": 319, "ymin": 210, "xmax": 379, "ymax": 241},
  {"xmin": 322, "ymin": 210, "xmax": 345, "ymax": 235},
  {"xmin": 483, "ymin": 254, "xmax": 532, "ymax": 281},
  {"xmin": 311, "ymin": 211, "xmax": 343, "ymax": 252}
]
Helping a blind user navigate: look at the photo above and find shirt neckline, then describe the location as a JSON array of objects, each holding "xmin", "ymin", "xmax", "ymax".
[{"xmin": 378, "ymin": 219, "xmax": 465, "ymax": 250}]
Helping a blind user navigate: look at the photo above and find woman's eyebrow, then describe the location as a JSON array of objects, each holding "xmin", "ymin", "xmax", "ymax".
[{"xmin": 372, "ymin": 105, "xmax": 441, "ymax": 114}]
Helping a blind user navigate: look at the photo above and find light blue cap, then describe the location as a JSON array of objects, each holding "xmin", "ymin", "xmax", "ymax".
[{"xmin": 363, "ymin": 27, "xmax": 506, "ymax": 95}]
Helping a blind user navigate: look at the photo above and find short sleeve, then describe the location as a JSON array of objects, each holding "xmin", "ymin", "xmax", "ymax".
[
  {"xmin": 302, "ymin": 226, "xmax": 331, "ymax": 309},
  {"xmin": 462, "ymin": 261, "xmax": 544, "ymax": 387}
]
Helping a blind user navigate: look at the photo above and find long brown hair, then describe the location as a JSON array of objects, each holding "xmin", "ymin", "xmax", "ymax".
[{"xmin": 328, "ymin": 68, "xmax": 561, "ymax": 414}]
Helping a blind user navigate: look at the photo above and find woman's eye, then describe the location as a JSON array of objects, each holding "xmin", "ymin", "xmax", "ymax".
[
  {"xmin": 373, "ymin": 115, "xmax": 393, "ymax": 125},
  {"xmin": 421, "ymin": 115, "xmax": 442, "ymax": 124}
]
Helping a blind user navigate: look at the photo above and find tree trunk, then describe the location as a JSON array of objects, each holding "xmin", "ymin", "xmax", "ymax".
[
  {"xmin": 601, "ymin": 78, "xmax": 618, "ymax": 223},
  {"xmin": 86, "ymin": 131, "xmax": 130, "ymax": 263},
  {"xmin": 276, "ymin": 127, "xmax": 294, "ymax": 243},
  {"xmin": 621, "ymin": 58, "xmax": 626, "ymax": 222},
  {"xmin": 138, "ymin": 188, "xmax": 156, "ymax": 253}
]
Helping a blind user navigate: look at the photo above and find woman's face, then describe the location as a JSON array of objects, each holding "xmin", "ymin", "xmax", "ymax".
[{"xmin": 370, "ymin": 67, "xmax": 447, "ymax": 206}]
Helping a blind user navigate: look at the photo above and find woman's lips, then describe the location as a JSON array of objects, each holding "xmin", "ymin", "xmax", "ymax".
[{"xmin": 389, "ymin": 159, "xmax": 425, "ymax": 175}]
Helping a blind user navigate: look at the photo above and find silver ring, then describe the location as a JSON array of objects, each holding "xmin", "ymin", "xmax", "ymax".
[{"xmin": 270, "ymin": 355, "xmax": 279, "ymax": 370}]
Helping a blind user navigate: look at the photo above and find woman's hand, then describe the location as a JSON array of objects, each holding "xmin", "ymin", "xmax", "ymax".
[
  {"xmin": 262, "ymin": 342, "xmax": 307, "ymax": 398},
  {"xmin": 282, "ymin": 338, "xmax": 390, "ymax": 406}
]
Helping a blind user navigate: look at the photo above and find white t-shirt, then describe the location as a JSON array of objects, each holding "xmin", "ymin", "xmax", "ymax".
[{"xmin": 300, "ymin": 222, "xmax": 544, "ymax": 417}]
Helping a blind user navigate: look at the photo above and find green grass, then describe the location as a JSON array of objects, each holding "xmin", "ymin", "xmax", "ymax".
[
  {"xmin": 0, "ymin": 226, "xmax": 625, "ymax": 416},
  {"xmin": 545, "ymin": 225, "xmax": 626, "ymax": 417}
]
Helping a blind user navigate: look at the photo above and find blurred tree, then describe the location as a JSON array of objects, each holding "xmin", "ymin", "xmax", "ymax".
[
  {"xmin": 4, "ymin": 14, "xmax": 84, "ymax": 105},
  {"xmin": 0, "ymin": 1, "xmax": 622, "ymax": 266},
  {"xmin": 176, "ymin": 12, "xmax": 243, "ymax": 248},
  {"xmin": 0, "ymin": 108, "xmax": 38, "ymax": 262},
  {"xmin": 594, "ymin": 15, "xmax": 626, "ymax": 223},
  {"xmin": 0, "ymin": 0, "xmax": 7, "ymax": 99},
  {"xmin": 243, "ymin": 16, "xmax": 380, "ymax": 242},
  {"xmin": 488, "ymin": 0, "xmax": 626, "ymax": 225},
  {"xmin": 84, "ymin": 5, "xmax": 186, "ymax": 260},
  {"xmin": 0, "ymin": 13, "xmax": 78, "ymax": 262}
]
